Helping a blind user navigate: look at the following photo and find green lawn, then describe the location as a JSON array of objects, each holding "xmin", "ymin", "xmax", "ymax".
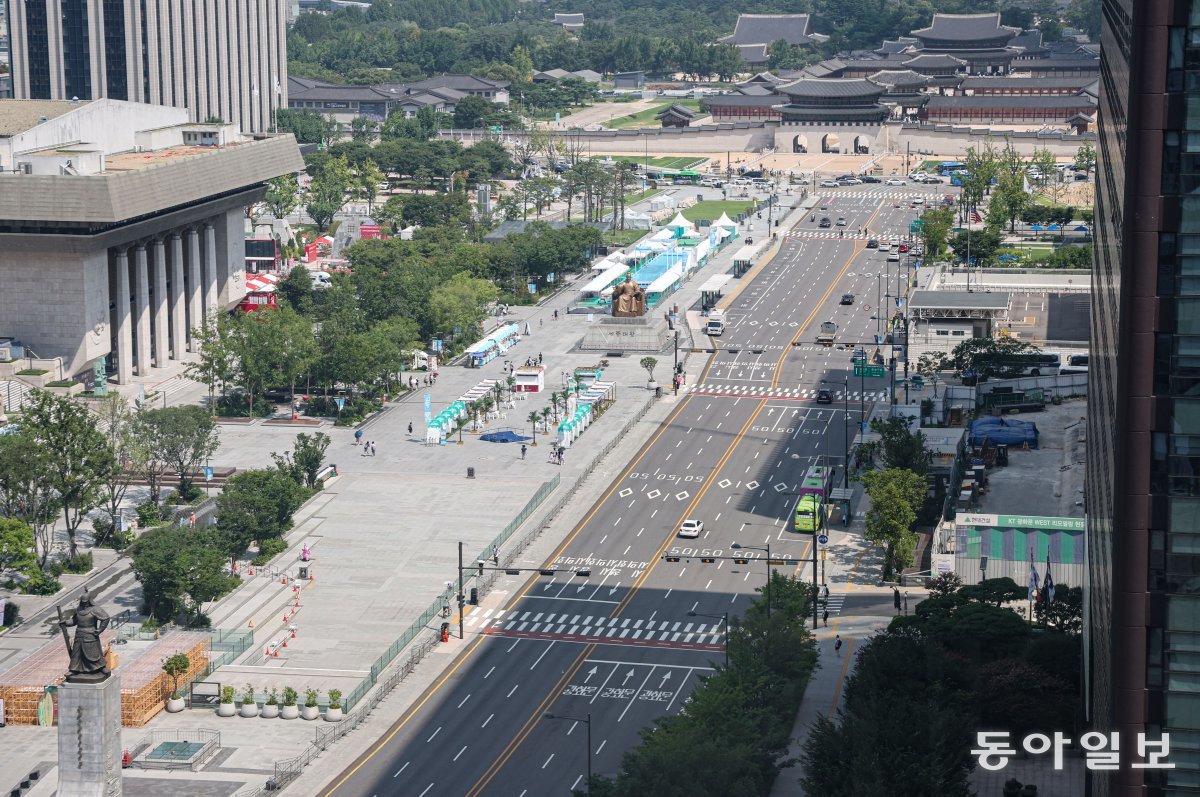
[
  {"xmin": 600, "ymin": 155, "xmax": 707, "ymax": 170},
  {"xmin": 603, "ymin": 228, "xmax": 649, "ymax": 247},
  {"xmin": 602, "ymin": 100, "xmax": 702, "ymax": 130},
  {"xmin": 681, "ymin": 200, "xmax": 755, "ymax": 223},
  {"xmin": 623, "ymin": 187, "xmax": 663, "ymax": 205}
]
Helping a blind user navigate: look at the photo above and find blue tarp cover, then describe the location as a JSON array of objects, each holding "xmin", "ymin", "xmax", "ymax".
[
  {"xmin": 480, "ymin": 430, "xmax": 531, "ymax": 443},
  {"xmin": 969, "ymin": 416, "xmax": 1039, "ymax": 449}
]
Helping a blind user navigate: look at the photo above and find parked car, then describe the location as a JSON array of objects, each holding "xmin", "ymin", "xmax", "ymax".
[
  {"xmin": 862, "ymin": 176, "xmax": 882, "ymax": 183},
  {"xmin": 678, "ymin": 519, "xmax": 704, "ymax": 538},
  {"xmin": 820, "ymin": 180, "xmax": 840, "ymax": 187},
  {"xmin": 885, "ymin": 178, "xmax": 906, "ymax": 186}
]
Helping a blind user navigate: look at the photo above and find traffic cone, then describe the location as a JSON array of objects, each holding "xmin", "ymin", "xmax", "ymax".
[
  {"xmin": 281, "ymin": 575, "xmax": 287, "ymax": 585},
  {"xmin": 282, "ymin": 638, "xmax": 288, "ymax": 648},
  {"xmin": 282, "ymin": 614, "xmax": 288, "ymax": 623},
  {"xmin": 249, "ymin": 566, "xmax": 255, "ymax": 576},
  {"xmin": 273, "ymin": 648, "xmax": 279, "ymax": 658},
  {"xmin": 291, "ymin": 628, "xmax": 296, "ymax": 639}
]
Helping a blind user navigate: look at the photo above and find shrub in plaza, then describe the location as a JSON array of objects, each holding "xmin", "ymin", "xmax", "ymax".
[
  {"xmin": 0, "ymin": 517, "xmax": 38, "ymax": 582},
  {"xmin": 271, "ymin": 432, "xmax": 332, "ymax": 489},
  {"xmin": 588, "ymin": 572, "xmax": 817, "ymax": 797},
  {"xmin": 251, "ymin": 537, "xmax": 289, "ymax": 566}
]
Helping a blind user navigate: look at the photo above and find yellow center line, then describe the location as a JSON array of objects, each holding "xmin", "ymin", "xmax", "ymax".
[{"xmin": 320, "ymin": 396, "xmax": 697, "ymax": 796}]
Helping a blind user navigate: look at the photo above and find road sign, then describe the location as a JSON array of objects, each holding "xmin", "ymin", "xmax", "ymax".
[
  {"xmin": 334, "ymin": 397, "xmax": 345, "ymax": 410},
  {"xmin": 909, "ymin": 220, "xmax": 925, "ymax": 233},
  {"xmin": 818, "ymin": 534, "xmax": 829, "ymax": 545},
  {"xmin": 854, "ymin": 365, "xmax": 886, "ymax": 378}
]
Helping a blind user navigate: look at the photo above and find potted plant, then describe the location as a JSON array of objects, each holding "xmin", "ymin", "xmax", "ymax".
[
  {"xmin": 325, "ymin": 689, "xmax": 343, "ymax": 722},
  {"xmin": 261, "ymin": 687, "xmax": 280, "ymax": 719},
  {"xmin": 301, "ymin": 688, "xmax": 320, "ymax": 720},
  {"xmin": 239, "ymin": 684, "xmax": 258, "ymax": 718},
  {"xmin": 640, "ymin": 357, "xmax": 658, "ymax": 390},
  {"xmin": 217, "ymin": 686, "xmax": 236, "ymax": 717},
  {"xmin": 162, "ymin": 653, "xmax": 190, "ymax": 713},
  {"xmin": 280, "ymin": 686, "xmax": 299, "ymax": 720}
]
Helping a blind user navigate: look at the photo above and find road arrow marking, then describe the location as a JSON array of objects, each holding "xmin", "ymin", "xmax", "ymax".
[
  {"xmin": 585, "ymin": 666, "xmax": 597, "ymax": 683},
  {"xmin": 623, "ymin": 669, "xmax": 635, "ymax": 686}
]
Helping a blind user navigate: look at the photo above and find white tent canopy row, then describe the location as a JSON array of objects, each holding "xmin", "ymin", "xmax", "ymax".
[
  {"xmin": 693, "ymin": 238, "xmax": 712, "ymax": 263},
  {"xmin": 581, "ymin": 263, "xmax": 630, "ymax": 296},
  {"xmin": 666, "ymin": 212, "xmax": 696, "ymax": 231},
  {"xmin": 713, "ymin": 212, "xmax": 738, "ymax": 230},
  {"xmin": 646, "ymin": 265, "xmax": 685, "ymax": 295},
  {"xmin": 650, "ymin": 227, "xmax": 676, "ymax": 241}
]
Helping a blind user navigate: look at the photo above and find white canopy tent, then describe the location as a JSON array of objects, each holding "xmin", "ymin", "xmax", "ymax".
[
  {"xmin": 713, "ymin": 212, "xmax": 738, "ymax": 230},
  {"xmin": 646, "ymin": 265, "xmax": 685, "ymax": 295},
  {"xmin": 666, "ymin": 212, "xmax": 695, "ymax": 232},
  {"xmin": 580, "ymin": 263, "xmax": 629, "ymax": 295}
]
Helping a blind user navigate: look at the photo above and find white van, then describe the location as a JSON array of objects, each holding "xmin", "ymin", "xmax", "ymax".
[{"xmin": 310, "ymin": 272, "xmax": 332, "ymax": 289}]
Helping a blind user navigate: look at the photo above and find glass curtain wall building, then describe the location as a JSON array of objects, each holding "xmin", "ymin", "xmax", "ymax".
[{"xmin": 1090, "ymin": 1, "xmax": 1200, "ymax": 794}]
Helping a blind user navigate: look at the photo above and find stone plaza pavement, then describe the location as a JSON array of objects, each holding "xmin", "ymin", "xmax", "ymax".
[{"xmin": 0, "ymin": 190, "xmax": 813, "ymax": 796}]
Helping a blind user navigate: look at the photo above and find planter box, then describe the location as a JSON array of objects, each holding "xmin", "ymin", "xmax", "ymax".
[
  {"xmin": 261, "ymin": 704, "xmax": 280, "ymax": 719},
  {"xmin": 217, "ymin": 703, "xmax": 236, "ymax": 717},
  {"xmin": 280, "ymin": 705, "xmax": 299, "ymax": 720},
  {"xmin": 239, "ymin": 703, "xmax": 259, "ymax": 718},
  {"xmin": 324, "ymin": 707, "xmax": 344, "ymax": 722},
  {"xmin": 300, "ymin": 705, "xmax": 320, "ymax": 720},
  {"xmin": 166, "ymin": 697, "xmax": 185, "ymax": 713}
]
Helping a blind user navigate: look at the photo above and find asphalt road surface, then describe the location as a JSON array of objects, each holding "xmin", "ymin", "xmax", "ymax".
[{"xmin": 318, "ymin": 181, "xmax": 953, "ymax": 797}]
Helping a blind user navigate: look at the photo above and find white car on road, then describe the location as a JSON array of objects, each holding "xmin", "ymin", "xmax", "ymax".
[
  {"xmin": 678, "ymin": 519, "xmax": 704, "ymax": 538},
  {"xmin": 819, "ymin": 180, "xmax": 840, "ymax": 187},
  {"xmin": 885, "ymin": 178, "xmax": 906, "ymax": 186}
]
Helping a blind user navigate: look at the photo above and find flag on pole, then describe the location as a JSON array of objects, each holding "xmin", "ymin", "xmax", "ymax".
[
  {"xmin": 1042, "ymin": 558, "xmax": 1055, "ymax": 604},
  {"xmin": 1028, "ymin": 562, "xmax": 1040, "ymax": 602}
]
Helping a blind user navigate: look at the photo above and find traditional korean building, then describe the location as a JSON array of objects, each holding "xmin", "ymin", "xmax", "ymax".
[
  {"xmin": 774, "ymin": 77, "xmax": 890, "ymax": 153},
  {"xmin": 868, "ymin": 70, "xmax": 932, "ymax": 119},
  {"xmin": 908, "ymin": 13, "xmax": 1022, "ymax": 75}
]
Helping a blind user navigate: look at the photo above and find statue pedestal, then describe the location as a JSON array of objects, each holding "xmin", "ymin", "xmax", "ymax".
[
  {"xmin": 57, "ymin": 676, "xmax": 123, "ymax": 797},
  {"xmin": 581, "ymin": 316, "xmax": 670, "ymax": 353}
]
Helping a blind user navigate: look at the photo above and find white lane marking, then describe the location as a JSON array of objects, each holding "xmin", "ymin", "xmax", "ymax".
[
  {"xmin": 426, "ymin": 727, "xmax": 441, "ymax": 743},
  {"xmin": 484, "ymin": 666, "xmax": 495, "ymax": 679},
  {"xmin": 457, "ymin": 694, "xmax": 471, "ymax": 709},
  {"xmin": 507, "ymin": 684, "xmax": 520, "ymax": 697},
  {"xmin": 393, "ymin": 763, "xmax": 410, "ymax": 778},
  {"xmin": 453, "ymin": 745, "xmax": 467, "ymax": 762},
  {"xmin": 531, "ymin": 641, "xmax": 556, "ymax": 670},
  {"xmin": 418, "ymin": 784, "xmax": 435, "ymax": 797},
  {"xmin": 542, "ymin": 754, "xmax": 555, "ymax": 769}
]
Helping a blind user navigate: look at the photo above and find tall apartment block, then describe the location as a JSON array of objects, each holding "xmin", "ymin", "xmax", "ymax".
[
  {"xmin": 4, "ymin": 0, "xmax": 287, "ymax": 132},
  {"xmin": 1088, "ymin": 1, "xmax": 1200, "ymax": 794}
]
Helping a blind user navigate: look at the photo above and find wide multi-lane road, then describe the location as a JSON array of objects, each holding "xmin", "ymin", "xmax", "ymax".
[{"xmin": 318, "ymin": 182, "xmax": 948, "ymax": 797}]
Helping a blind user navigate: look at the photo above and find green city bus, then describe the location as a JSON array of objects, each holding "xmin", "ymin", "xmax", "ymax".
[{"xmin": 793, "ymin": 494, "xmax": 824, "ymax": 533}]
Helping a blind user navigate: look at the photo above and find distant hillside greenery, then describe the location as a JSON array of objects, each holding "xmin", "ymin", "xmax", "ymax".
[{"xmin": 288, "ymin": 0, "xmax": 1100, "ymax": 85}]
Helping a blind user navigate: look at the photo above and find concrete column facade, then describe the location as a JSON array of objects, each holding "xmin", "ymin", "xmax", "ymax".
[
  {"xmin": 113, "ymin": 250, "xmax": 133, "ymax": 385},
  {"xmin": 170, "ymin": 234, "xmax": 187, "ymax": 360},
  {"xmin": 186, "ymin": 228, "xmax": 203, "ymax": 350},
  {"xmin": 133, "ymin": 246, "xmax": 152, "ymax": 376},
  {"xmin": 203, "ymin": 223, "xmax": 218, "ymax": 312},
  {"xmin": 151, "ymin": 239, "xmax": 169, "ymax": 368}
]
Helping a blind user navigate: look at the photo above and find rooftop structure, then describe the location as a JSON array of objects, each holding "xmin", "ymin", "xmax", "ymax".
[
  {"xmin": 719, "ymin": 14, "xmax": 829, "ymax": 66},
  {"xmin": 909, "ymin": 13, "xmax": 1023, "ymax": 75},
  {"xmin": 774, "ymin": 77, "xmax": 891, "ymax": 124},
  {"xmin": 0, "ymin": 98, "xmax": 302, "ymax": 384}
]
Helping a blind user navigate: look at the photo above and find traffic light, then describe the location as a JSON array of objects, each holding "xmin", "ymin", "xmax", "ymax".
[
  {"xmin": 733, "ymin": 558, "xmax": 750, "ymax": 565},
  {"xmin": 665, "ymin": 556, "xmax": 681, "ymax": 563}
]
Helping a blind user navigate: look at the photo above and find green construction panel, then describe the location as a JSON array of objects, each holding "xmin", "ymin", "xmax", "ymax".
[
  {"xmin": 1060, "ymin": 533, "xmax": 1076, "ymax": 564},
  {"xmin": 967, "ymin": 530, "xmax": 981, "ymax": 559},
  {"xmin": 991, "ymin": 529, "xmax": 1005, "ymax": 560}
]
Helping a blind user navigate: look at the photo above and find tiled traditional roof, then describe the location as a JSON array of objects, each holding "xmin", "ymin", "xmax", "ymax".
[
  {"xmin": 925, "ymin": 95, "xmax": 1098, "ymax": 110},
  {"xmin": 911, "ymin": 13, "xmax": 1021, "ymax": 43},
  {"xmin": 720, "ymin": 14, "xmax": 828, "ymax": 47},
  {"xmin": 778, "ymin": 77, "xmax": 886, "ymax": 99},
  {"xmin": 868, "ymin": 69, "xmax": 931, "ymax": 88},
  {"xmin": 902, "ymin": 53, "xmax": 969, "ymax": 69}
]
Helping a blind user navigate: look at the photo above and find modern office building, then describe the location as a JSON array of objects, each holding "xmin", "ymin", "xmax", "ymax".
[
  {"xmin": 4, "ymin": 0, "xmax": 287, "ymax": 132},
  {"xmin": 1087, "ymin": 1, "xmax": 1200, "ymax": 794},
  {"xmin": 0, "ymin": 98, "xmax": 302, "ymax": 384}
]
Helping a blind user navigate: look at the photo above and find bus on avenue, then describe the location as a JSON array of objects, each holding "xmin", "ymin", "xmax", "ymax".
[
  {"xmin": 800, "ymin": 463, "xmax": 835, "ymax": 502},
  {"xmin": 794, "ymin": 494, "xmax": 824, "ymax": 533}
]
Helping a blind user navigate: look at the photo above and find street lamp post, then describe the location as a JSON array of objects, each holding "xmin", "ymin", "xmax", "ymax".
[
  {"xmin": 544, "ymin": 712, "xmax": 592, "ymax": 795},
  {"xmin": 688, "ymin": 610, "xmax": 730, "ymax": 667},
  {"xmin": 731, "ymin": 537, "xmax": 773, "ymax": 619}
]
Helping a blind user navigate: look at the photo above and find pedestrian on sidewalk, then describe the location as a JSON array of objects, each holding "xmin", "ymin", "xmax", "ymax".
[
  {"xmin": 834, "ymin": 635, "xmax": 842, "ymax": 656},
  {"xmin": 354, "ymin": 429, "xmax": 363, "ymax": 446},
  {"xmin": 520, "ymin": 444, "xmax": 527, "ymax": 460},
  {"xmin": 442, "ymin": 600, "xmax": 450, "ymax": 618},
  {"xmin": 893, "ymin": 586, "xmax": 902, "ymax": 613},
  {"xmin": 554, "ymin": 310, "xmax": 559, "ymax": 320},
  {"xmin": 821, "ymin": 583, "xmax": 830, "ymax": 601},
  {"xmin": 539, "ymin": 318, "xmax": 543, "ymax": 327},
  {"xmin": 538, "ymin": 353, "xmax": 543, "ymax": 365},
  {"xmin": 370, "ymin": 441, "xmax": 377, "ymax": 457},
  {"xmin": 903, "ymin": 590, "xmax": 909, "ymax": 614},
  {"xmin": 823, "ymin": 608, "xmax": 829, "ymax": 627},
  {"xmin": 408, "ymin": 422, "xmax": 413, "ymax": 436}
]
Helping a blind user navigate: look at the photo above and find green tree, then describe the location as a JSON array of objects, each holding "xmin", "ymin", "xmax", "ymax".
[
  {"xmin": 919, "ymin": 206, "xmax": 955, "ymax": 260},
  {"xmin": 275, "ymin": 109, "xmax": 327, "ymax": 144},
  {"xmin": 959, "ymin": 576, "xmax": 1025, "ymax": 607},
  {"xmin": 275, "ymin": 306, "xmax": 319, "ymax": 396},
  {"xmin": 263, "ymin": 174, "xmax": 300, "ymax": 220},
  {"xmin": 1033, "ymin": 584, "xmax": 1084, "ymax": 633},
  {"xmin": 947, "ymin": 227, "xmax": 1001, "ymax": 266},
  {"xmin": 1075, "ymin": 140, "xmax": 1097, "ymax": 174},
  {"xmin": 226, "ymin": 308, "xmax": 287, "ymax": 418},
  {"xmin": 185, "ymin": 310, "xmax": 238, "ymax": 408},
  {"xmin": 277, "ymin": 266, "xmax": 316, "ymax": 316},
  {"xmin": 271, "ymin": 432, "xmax": 332, "ymax": 488},
  {"xmin": 130, "ymin": 526, "xmax": 234, "ymax": 623},
  {"xmin": 864, "ymin": 417, "xmax": 931, "ymax": 475},
  {"xmin": 351, "ymin": 158, "xmax": 385, "ymax": 214},
  {"xmin": 861, "ymin": 468, "xmax": 924, "ymax": 581},
  {"xmin": 94, "ymin": 394, "xmax": 138, "ymax": 544},
  {"xmin": 349, "ymin": 116, "xmax": 377, "ymax": 144},
  {"xmin": 0, "ymin": 434, "xmax": 60, "ymax": 567},
  {"xmin": 429, "ymin": 272, "xmax": 498, "ymax": 339},
  {"xmin": 21, "ymin": 390, "xmax": 113, "ymax": 558},
  {"xmin": 216, "ymin": 468, "xmax": 307, "ymax": 557},
  {"xmin": 136, "ymin": 406, "xmax": 219, "ymax": 501},
  {"xmin": 453, "ymin": 95, "xmax": 496, "ymax": 130},
  {"xmin": 0, "ymin": 517, "xmax": 37, "ymax": 579},
  {"xmin": 304, "ymin": 155, "xmax": 351, "ymax": 231},
  {"xmin": 920, "ymin": 336, "xmax": 1042, "ymax": 380}
]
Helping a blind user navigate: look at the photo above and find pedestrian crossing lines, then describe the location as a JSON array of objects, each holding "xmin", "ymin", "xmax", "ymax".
[
  {"xmin": 466, "ymin": 608, "xmax": 727, "ymax": 650},
  {"xmin": 821, "ymin": 594, "xmax": 846, "ymax": 617},
  {"xmin": 688, "ymin": 383, "xmax": 888, "ymax": 402},
  {"xmin": 817, "ymin": 189, "xmax": 944, "ymax": 201}
]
